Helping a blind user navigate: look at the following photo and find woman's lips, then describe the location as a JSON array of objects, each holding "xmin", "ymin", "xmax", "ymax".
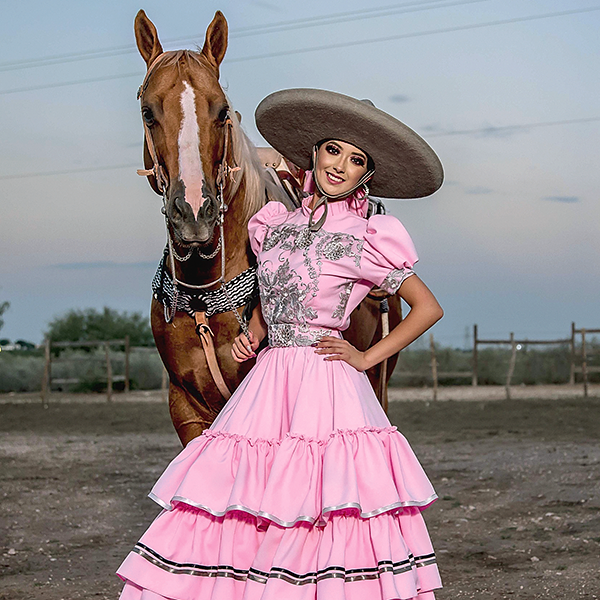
[{"xmin": 325, "ymin": 171, "xmax": 345, "ymax": 185}]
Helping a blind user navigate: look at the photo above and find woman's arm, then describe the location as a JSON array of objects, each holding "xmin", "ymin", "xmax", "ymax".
[
  {"xmin": 231, "ymin": 302, "xmax": 268, "ymax": 363},
  {"xmin": 315, "ymin": 275, "xmax": 443, "ymax": 371}
]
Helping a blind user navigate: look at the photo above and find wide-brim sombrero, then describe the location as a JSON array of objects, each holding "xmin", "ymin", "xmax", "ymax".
[{"xmin": 255, "ymin": 88, "xmax": 443, "ymax": 199}]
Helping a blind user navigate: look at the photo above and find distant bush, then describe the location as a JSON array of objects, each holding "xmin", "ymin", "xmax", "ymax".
[
  {"xmin": 46, "ymin": 307, "xmax": 153, "ymax": 347},
  {"xmin": 0, "ymin": 352, "xmax": 45, "ymax": 393},
  {"xmin": 0, "ymin": 347, "xmax": 164, "ymax": 393},
  {"xmin": 1, "ymin": 338, "xmax": 597, "ymax": 394},
  {"xmin": 390, "ymin": 340, "xmax": 600, "ymax": 386}
]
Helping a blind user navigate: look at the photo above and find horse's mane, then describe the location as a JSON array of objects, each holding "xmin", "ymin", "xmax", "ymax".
[
  {"xmin": 227, "ymin": 100, "xmax": 290, "ymax": 223},
  {"xmin": 160, "ymin": 50, "xmax": 289, "ymax": 224}
]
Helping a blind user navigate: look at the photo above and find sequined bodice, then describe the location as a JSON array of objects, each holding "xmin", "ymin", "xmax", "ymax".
[{"xmin": 250, "ymin": 198, "xmax": 418, "ymax": 348}]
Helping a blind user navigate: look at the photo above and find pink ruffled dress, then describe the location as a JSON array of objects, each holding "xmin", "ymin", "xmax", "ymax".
[{"xmin": 117, "ymin": 194, "xmax": 442, "ymax": 600}]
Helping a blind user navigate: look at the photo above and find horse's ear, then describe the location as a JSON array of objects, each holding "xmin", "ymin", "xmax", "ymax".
[
  {"xmin": 134, "ymin": 10, "xmax": 164, "ymax": 67},
  {"xmin": 200, "ymin": 11, "xmax": 228, "ymax": 74},
  {"xmin": 235, "ymin": 111, "xmax": 242, "ymax": 123}
]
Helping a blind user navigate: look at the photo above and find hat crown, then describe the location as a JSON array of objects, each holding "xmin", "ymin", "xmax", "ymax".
[{"xmin": 255, "ymin": 88, "xmax": 443, "ymax": 199}]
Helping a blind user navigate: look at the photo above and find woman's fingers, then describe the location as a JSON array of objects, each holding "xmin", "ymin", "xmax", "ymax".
[
  {"xmin": 231, "ymin": 333, "xmax": 256, "ymax": 362},
  {"xmin": 314, "ymin": 336, "xmax": 367, "ymax": 371},
  {"xmin": 314, "ymin": 337, "xmax": 347, "ymax": 354}
]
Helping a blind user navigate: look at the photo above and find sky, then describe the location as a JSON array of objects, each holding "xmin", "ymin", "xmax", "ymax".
[{"xmin": 0, "ymin": 0, "xmax": 598, "ymax": 348}]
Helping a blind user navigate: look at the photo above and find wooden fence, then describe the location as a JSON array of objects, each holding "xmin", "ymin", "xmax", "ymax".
[
  {"xmin": 398, "ymin": 322, "xmax": 598, "ymax": 401},
  {"xmin": 39, "ymin": 323, "xmax": 598, "ymax": 405},
  {"xmin": 40, "ymin": 337, "xmax": 168, "ymax": 406}
]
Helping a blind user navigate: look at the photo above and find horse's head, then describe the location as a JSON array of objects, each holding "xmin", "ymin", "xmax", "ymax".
[{"xmin": 135, "ymin": 10, "xmax": 235, "ymax": 247}]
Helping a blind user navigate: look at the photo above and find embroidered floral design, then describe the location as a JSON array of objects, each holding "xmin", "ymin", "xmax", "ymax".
[
  {"xmin": 268, "ymin": 324, "xmax": 333, "ymax": 347},
  {"xmin": 259, "ymin": 224, "xmax": 364, "ymax": 334},
  {"xmin": 294, "ymin": 228, "xmax": 314, "ymax": 250},
  {"xmin": 332, "ymin": 281, "xmax": 354, "ymax": 320},
  {"xmin": 323, "ymin": 240, "xmax": 345, "ymax": 261},
  {"xmin": 381, "ymin": 268, "xmax": 413, "ymax": 294},
  {"xmin": 258, "ymin": 259, "xmax": 317, "ymax": 327}
]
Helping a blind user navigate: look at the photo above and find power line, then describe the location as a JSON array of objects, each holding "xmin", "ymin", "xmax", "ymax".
[
  {"xmin": 1, "ymin": 5, "xmax": 598, "ymax": 96},
  {"xmin": 226, "ymin": 6, "xmax": 600, "ymax": 64},
  {"xmin": 1, "ymin": 115, "xmax": 597, "ymax": 181},
  {"xmin": 0, "ymin": 163, "xmax": 140, "ymax": 181},
  {"xmin": 0, "ymin": 72, "xmax": 142, "ymax": 95},
  {"xmin": 427, "ymin": 116, "xmax": 600, "ymax": 137},
  {"xmin": 0, "ymin": 0, "xmax": 486, "ymax": 72}
]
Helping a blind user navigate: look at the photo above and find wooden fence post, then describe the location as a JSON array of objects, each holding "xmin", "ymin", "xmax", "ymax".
[
  {"xmin": 569, "ymin": 322, "xmax": 576, "ymax": 385},
  {"xmin": 472, "ymin": 324, "xmax": 478, "ymax": 386},
  {"xmin": 105, "ymin": 342, "xmax": 113, "ymax": 403},
  {"xmin": 41, "ymin": 338, "xmax": 51, "ymax": 407},
  {"xmin": 581, "ymin": 328, "xmax": 588, "ymax": 398},
  {"xmin": 430, "ymin": 333, "xmax": 438, "ymax": 401},
  {"xmin": 124, "ymin": 335, "xmax": 130, "ymax": 394},
  {"xmin": 505, "ymin": 332, "xmax": 517, "ymax": 400}
]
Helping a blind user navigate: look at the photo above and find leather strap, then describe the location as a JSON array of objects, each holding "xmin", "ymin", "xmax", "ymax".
[{"xmin": 194, "ymin": 311, "xmax": 232, "ymax": 400}]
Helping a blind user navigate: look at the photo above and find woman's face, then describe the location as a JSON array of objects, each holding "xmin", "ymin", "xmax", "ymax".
[{"xmin": 314, "ymin": 140, "xmax": 369, "ymax": 198}]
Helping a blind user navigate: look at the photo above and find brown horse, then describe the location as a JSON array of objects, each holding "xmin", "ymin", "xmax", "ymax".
[{"xmin": 134, "ymin": 10, "xmax": 402, "ymax": 447}]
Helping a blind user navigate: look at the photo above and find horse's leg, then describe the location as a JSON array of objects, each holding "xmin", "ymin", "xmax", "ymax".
[
  {"xmin": 167, "ymin": 380, "xmax": 217, "ymax": 446},
  {"xmin": 151, "ymin": 300, "xmax": 221, "ymax": 446},
  {"xmin": 151, "ymin": 299, "xmax": 254, "ymax": 446}
]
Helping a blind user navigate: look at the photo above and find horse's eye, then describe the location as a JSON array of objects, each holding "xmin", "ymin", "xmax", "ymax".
[
  {"xmin": 141, "ymin": 107, "xmax": 155, "ymax": 126},
  {"xmin": 217, "ymin": 106, "xmax": 229, "ymax": 124}
]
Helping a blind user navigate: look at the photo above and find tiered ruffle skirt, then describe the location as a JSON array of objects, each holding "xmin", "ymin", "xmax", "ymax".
[{"xmin": 117, "ymin": 346, "xmax": 442, "ymax": 600}]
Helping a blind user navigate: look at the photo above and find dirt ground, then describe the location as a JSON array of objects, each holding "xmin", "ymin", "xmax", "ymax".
[{"xmin": 1, "ymin": 389, "xmax": 599, "ymax": 600}]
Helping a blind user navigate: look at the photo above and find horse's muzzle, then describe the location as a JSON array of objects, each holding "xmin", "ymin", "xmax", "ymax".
[{"xmin": 166, "ymin": 181, "xmax": 220, "ymax": 245}]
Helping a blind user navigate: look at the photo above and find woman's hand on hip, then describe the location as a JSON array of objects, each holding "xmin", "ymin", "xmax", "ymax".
[
  {"xmin": 314, "ymin": 336, "xmax": 370, "ymax": 371},
  {"xmin": 231, "ymin": 330, "xmax": 259, "ymax": 363}
]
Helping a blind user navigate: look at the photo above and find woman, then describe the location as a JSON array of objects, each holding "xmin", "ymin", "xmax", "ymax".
[{"xmin": 117, "ymin": 89, "xmax": 444, "ymax": 600}]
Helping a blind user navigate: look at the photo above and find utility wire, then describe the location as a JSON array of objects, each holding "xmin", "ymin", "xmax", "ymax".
[
  {"xmin": 0, "ymin": 0, "xmax": 486, "ymax": 72},
  {"xmin": 426, "ymin": 116, "xmax": 600, "ymax": 137},
  {"xmin": 226, "ymin": 6, "xmax": 600, "ymax": 64},
  {"xmin": 1, "ymin": 5, "xmax": 598, "ymax": 96},
  {"xmin": 1, "ymin": 116, "xmax": 598, "ymax": 181},
  {"xmin": 0, "ymin": 163, "xmax": 140, "ymax": 181}
]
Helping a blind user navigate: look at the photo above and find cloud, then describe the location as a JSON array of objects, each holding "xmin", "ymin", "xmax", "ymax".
[
  {"xmin": 389, "ymin": 94, "xmax": 410, "ymax": 104},
  {"xmin": 419, "ymin": 123, "xmax": 445, "ymax": 133},
  {"xmin": 542, "ymin": 196, "xmax": 580, "ymax": 204},
  {"xmin": 50, "ymin": 261, "xmax": 156, "ymax": 270},
  {"xmin": 465, "ymin": 186, "xmax": 494, "ymax": 195},
  {"xmin": 475, "ymin": 124, "xmax": 527, "ymax": 139},
  {"xmin": 250, "ymin": 0, "xmax": 280, "ymax": 10}
]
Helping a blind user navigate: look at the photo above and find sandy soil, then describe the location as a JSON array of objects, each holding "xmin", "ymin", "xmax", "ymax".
[{"xmin": 0, "ymin": 391, "xmax": 599, "ymax": 599}]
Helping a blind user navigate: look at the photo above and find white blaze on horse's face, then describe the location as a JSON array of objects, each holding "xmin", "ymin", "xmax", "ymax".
[{"xmin": 178, "ymin": 81, "xmax": 205, "ymax": 219}]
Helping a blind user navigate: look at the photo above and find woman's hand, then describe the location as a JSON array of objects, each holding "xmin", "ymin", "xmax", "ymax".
[
  {"xmin": 231, "ymin": 330, "xmax": 260, "ymax": 363},
  {"xmin": 314, "ymin": 336, "xmax": 370, "ymax": 371},
  {"xmin": 314, "ymin": 275, "xmax": 443, "ymax": 371}
]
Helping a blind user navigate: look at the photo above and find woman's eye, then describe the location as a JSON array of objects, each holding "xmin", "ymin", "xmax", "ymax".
[
  {"xmin": 325, "ymin": 144, "xmax": 339, "ymax": 155},
  {"xmin": 352, "ymin": 157, "xmax": 365, "ymax": 167}
]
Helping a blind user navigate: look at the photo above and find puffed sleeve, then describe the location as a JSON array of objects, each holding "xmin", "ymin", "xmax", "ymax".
[
  {"xmin": 360, "ymin": 214, "xmax": 419, "ymax": 295},
  {"xmin": 247, "ymin": 201, "xmax": 289, "ymax": 255}
]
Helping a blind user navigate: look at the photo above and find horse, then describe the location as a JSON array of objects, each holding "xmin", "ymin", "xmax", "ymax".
[{"xmin": 134, "ymin": 9, "xmax": 403, "ymax": 447}]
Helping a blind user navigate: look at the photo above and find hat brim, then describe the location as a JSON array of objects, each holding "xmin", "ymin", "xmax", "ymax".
[{"xmin": 255, "ymin": 88, "xmax": 443, "ymax": 199}]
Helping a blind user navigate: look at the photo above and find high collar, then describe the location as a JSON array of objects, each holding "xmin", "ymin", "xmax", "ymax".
[{"xmin": 300, "ymin": 193, "xmax": 369, "ymax": 220}]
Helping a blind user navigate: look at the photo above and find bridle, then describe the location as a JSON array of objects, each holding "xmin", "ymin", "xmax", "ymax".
[{"xmin": 136, "ymin": 52, "xmax": 245, "ymax": 332}]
